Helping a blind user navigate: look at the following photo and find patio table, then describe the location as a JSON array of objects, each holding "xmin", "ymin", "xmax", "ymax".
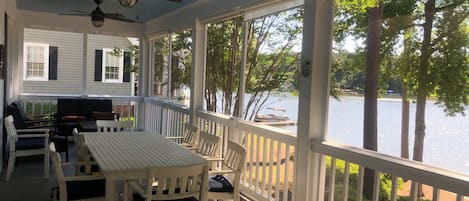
[{"xmin": 82, "ymin": 131, "xmax": 208, "ymax": 201}]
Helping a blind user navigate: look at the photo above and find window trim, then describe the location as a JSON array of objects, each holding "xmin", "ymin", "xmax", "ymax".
[
  {"xmin": 102, "ymin": 48, "xmax": 124, "ymax": 83},
  {"xmin": 23, "ymin": 42, "xmax": 49, "ymax": 81}
]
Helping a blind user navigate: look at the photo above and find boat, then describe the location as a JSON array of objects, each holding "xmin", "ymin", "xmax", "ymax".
[{"xmin": 254, "ymin": 107, "xmax": 296, "ymax": 126}]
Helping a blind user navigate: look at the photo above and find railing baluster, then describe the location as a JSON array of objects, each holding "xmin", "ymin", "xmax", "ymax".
[
  {"xmin": 276, "ymin": 141, "xmax": 281, "ymax": 201},
  {"xmin": 343, "ymin": 161, "xmax": 350, "ymax": 201},
  {"xmin": 456, "ymin": 194, "xmax": 463, "ymax": 201},
  {"xmin": 372, "ymin": 171, "xmax": 380, "ymax": 201},
  {"xmin": 432, "ymin": 187, "xmax": 440, "ymax": 201},
  {"xmin": 283, "ymin": 145, "xmax": 291, "ymax": 201},
  {"xmin": 255, "ymin": 135, "xmax": 261, "ymax": 192},
  {"xmin": 410, "ymin": 181, "xmax": 418, "ymax": 201},
  {"xmin": 357, "ymin": 166, "xmax": 364, "ymax": 201},
  {"xmin": 391, "ymin": 175, "xmax": 398, "ymax": 201},
  {"xmin": 268, "ymin": 138, "xmax": 274, "ymax": 199},
  {"xmin": 328, "ymin": 158, "xmax": 336, "ymax": 201},
  {"xmin": 261, "ymin": 137, "xmax": 267, "ymax": 197},
  {"xmin": 249, "ymin": 133, "xmax": 254, "ymax": 189}
]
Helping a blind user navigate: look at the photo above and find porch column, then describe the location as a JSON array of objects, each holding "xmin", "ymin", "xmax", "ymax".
[
  {"xmin": 137, "ymin": 36, "xmax": 149, "ymax": 130},
  {"xmin": 189, "ymin": 19, "xmax": 207, "ymax": 124},
  {"xmin": 295, "ymin": 0, "xmax": 334, "ymax": 200}
]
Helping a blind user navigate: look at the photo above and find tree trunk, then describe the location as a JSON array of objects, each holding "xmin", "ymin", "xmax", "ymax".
[
  {"xmin": 363, "ymin": 3, "xmax": 383, "ymax": 200},
  {"xmin": 401, "ymin": 81, "xmax": 409, "ymax": 159},
  {"xmin": 413, "ymin": 0, "xmax": 435, "ymax": 197}
]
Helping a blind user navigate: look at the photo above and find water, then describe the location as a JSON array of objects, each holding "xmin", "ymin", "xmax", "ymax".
[{"xmin": 257, "ymin": 95, "xmax": 469, "ymax": 174}]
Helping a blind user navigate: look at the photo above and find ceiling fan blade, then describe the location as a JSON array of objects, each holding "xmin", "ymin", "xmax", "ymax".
[
  {"xmin": 60, "ymin": 13, "xmax": 90, "ymax": 16},
  {"xmin": 168, "ymin": 0, "xmax": 183, "ymax": 2},
  {"xmin": 69, "ymin": 9, "xmax": 90, "ymax": 14},
  {"xmin": 104, "ymin": 15, "xmax": 135, "ymax": 23}
]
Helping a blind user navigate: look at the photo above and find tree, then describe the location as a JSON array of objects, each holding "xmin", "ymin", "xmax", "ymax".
[{"xmin": 205, "ymin": 8, "xmax": 302, "ymax": 119}]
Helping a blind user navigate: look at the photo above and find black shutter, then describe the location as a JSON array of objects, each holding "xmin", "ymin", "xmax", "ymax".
[
  {"xmin": 48, "ymin": 46, "xmax": 58, "ymax": 80},
  {"xmin": 123, "ymin": 51, "xmax": 131, "ymax": 82},
  {"xmin": 95, "ymin": 50, "xmax": 103, "ymax": 81}
]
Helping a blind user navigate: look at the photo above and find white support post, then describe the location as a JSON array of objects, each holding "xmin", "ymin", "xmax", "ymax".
[
  {"xmin": 295, "ymin": 0, "xmax": 334, "ymax": 201},
  {"xmin": 167, "ymin": 33, "xmax": 172, "ymax": 98},
  {"xmin": 137, "ymin": 37, "xmax": 149, "ymax": 130},
  {"xmin": 189, "ymin": 19, "xmax": 207, "ymax": 124},
  {"xmin": 82, "ymin": 33, "xmax": 87, "ymax": 95}
]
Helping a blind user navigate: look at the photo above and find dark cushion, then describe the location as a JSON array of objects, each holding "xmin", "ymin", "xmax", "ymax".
[
  {"xmin": 6, "ymin": 104, "xmax": 28, "ymax": 129},
  {"xmin": 90, "ymin": 111, "xmax": 115, "ymax": 120},
  {"xmin": 66, "ymin": 179, "xmax": 105, "ymax": 200},
  {"xmin": 16, "ymin": 138, "xmax": 48, "ymax": 150},
  {"xmin": 208, "ymin": 175, "xmax": 234, "ymax": 192}
]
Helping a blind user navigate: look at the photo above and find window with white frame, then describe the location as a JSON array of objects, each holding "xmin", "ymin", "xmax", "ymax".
[
  {"xmin": 102, "ymin": 48, "xmax": 123, "ymax": 83},
  {"xmin": 23, "ymin": 42, "xmax": 49, "ymax": 81}
]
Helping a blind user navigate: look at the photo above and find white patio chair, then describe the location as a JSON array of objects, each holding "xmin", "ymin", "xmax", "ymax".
[
  {"xmin": 125, "ymin": 164, "xmax": 209, "ymax": 201},
  {"xmin": 4, "ymin": 115, "xmax": 50, "ymax": 181},
  {"xmin": 95, "ymin": 120, "xmax": 133, "ymax": 132},
  {"xmin": 207, "ymin": 140, "xmax": 246, "ymax": 201},
  {"xmin": 166, "ymin": 123, "xmax": 199, "ymax": 149},
  {"xmin": 49, "ymin": 143, "xmax": 105, "ymax": 201},
  {"xmin": 72, "ymin": 128, "xmax": 100, "ymax": 175},
  {"xmin": 195, "ymin": 131, "xmax": 220, "ymax": 158}
]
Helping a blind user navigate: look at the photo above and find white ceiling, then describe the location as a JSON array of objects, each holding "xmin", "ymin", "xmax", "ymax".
[{"xmin": 15, "ymin": 0, "xmax": 197, "ymax": 23}]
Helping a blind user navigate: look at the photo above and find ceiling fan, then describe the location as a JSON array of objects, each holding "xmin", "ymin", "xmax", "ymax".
[{"xmin": 61, "ymin": 0, "xmax": 135, "ymax": 27}]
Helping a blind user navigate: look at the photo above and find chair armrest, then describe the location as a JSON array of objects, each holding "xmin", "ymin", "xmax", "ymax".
[
  {"xmin": 64, "ymin": 175, "xmax": 105, "ymax": 182},
  {"xmin": 209, "ymin": 169, "xmax": 238, "ymax": 175},
  {"xmin": 206, "ymin": 156, "xmax": 224, "ymax": 162},
  {"xmin": 17, "ymin": 134, "xmax": 49, "ymax": 138},
  {"xmin": 165, "ymin": 136, "xmax": 183, "ymax": 139},
  {"xmin": 17, "ymin": 128, "xmax": 50, "ymax": 134},
  {"xmin": 61, "ymin": 161, "xmax": 97, "ymax": 167}
]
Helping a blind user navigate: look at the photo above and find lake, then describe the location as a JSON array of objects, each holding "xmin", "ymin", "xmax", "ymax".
[{"xmin": 257, "ymin": 95, "xmax": 469, "ymax": 174}]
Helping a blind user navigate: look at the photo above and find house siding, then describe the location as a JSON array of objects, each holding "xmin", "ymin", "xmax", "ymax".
[
  {"xmin": 87, "ymin": 34, "xmax": 132, "ymax": 96},
  {"xmin": 23, "ymin": 28, "xmax": 83, "ymax": 94},
  {"xmin": 23, "ymin": 29, "xmax": 133, "ymax": 96}
]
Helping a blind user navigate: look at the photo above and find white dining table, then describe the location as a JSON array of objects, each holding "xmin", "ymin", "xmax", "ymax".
[{"xmin": 82, "ymin": 131, "xmax": 208, "ymax": 201}]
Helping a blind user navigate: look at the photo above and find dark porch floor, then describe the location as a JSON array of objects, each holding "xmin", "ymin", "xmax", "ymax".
[{"xmin": 0, "ymin": 145, "xmax": 75, "ymax": 201}]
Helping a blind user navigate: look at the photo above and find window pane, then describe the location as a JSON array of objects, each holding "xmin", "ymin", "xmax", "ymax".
[
  {"xmin": 170, "ymin": 29, "xmax": 192, "ymax": 107},
  {"xmin": 206, "ymin": 17, "xmax": 243, "ymax": 115},
  {"xmin": 104, "ymin": 51, "xmax": 121, "ymax": 81},
  {"xmin": 152, "ymin": 36, "xmax": 170, "ymax": 97},
  {"xmin": 25, "ymin": 45, "xmax": 46, "ymax": 79}
]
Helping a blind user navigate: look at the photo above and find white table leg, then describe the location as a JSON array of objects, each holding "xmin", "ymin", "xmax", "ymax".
[{"xmin": 106, "ymin": 178, "xmax": 116, "ymax": 201}]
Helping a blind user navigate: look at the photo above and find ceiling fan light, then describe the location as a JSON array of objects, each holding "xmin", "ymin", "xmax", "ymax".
[
  {"xmin": 119, "ymin": 0, "xmax": 138, "ymax": 8},
  {"xmin": 92, "ymin": 16, "xmax": 104, "ymax": 27}
]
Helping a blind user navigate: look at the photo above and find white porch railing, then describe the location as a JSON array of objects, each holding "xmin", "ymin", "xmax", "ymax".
[
  {"xmin": 17, "ymin": 96, "xmax": 469, "ymax": 201},
  {"xmin": 18, "ymin": 94, "xmax": 140, "ymax": 125},
  {"xmin": 142, "ymin": 98, "xmax": 190, "ymax": 141},
  {"xmin": 143, "ymin": 99, "xmax": 469, "ymax": 201}
]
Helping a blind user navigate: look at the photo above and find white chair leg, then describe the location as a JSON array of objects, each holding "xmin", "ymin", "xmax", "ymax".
[
  {"xmin": 44, "ymin": 149, "xmax": 50, "ymax": 179},
  {"xmin": 6, "ymin": 153, "xmax": 16, "ymax": 181}
]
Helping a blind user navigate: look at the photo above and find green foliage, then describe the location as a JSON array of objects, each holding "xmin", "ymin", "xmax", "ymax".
[{"xmin": 325, "ymin": 158, "xmax": 405, "ymax": 201}]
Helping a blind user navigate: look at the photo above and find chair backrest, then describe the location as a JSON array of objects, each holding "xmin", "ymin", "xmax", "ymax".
[
  {"xmin": 72, "ymin": 128, "xmax": 89, "ymax": 159},
  {"xmin": 6, "ymin": 102, "xmax": 29, "ymax": 129},
  {"xmin": 49, "ymin": 143, "xmax": 67, "ymax": 201},
  {"xmin": 96, "ymin": 120, "xmax": 133, "ymax": 132},
  {"xmin": 4, "ymin": 115, "xmax": 18, "ymax": 151},
  {"xmin": 222, "ymin": 140, "xmax": 246, "ymax": 190},
  {"xmin": 223, "ymin": 140, "xmax": 246, "ymax": 173},
  {"xmin": 195, "ymin": 131, "xmax": 220, "ymax": 157},
  {"xmin": 182, "ymin": 123, "xmax": 198, "ymax": 144},
  {"xmin": 144, "ymin": 164, "xmax": 208, "ymax": 201}
]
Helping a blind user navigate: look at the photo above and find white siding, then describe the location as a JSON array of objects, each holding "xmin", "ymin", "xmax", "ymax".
[
  {"xmin": 23, "ymin": 29, "xmax": 134, "ymax": 96},
  {"xmin": 87, "ymin": 34, "xmax": 133, "ymax": 96},
  {"xmin": 23, "ymin": 28, "xmax": 83, "ymax": 94}
]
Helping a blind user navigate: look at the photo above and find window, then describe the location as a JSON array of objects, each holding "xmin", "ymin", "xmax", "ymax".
[
  {"xmin": 23, "ymin": 42, "xmax": 49, "ymax": 81},
  {"xmin": 102, "ymin": 48, "xmax": 123, "ymax": 83}
]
